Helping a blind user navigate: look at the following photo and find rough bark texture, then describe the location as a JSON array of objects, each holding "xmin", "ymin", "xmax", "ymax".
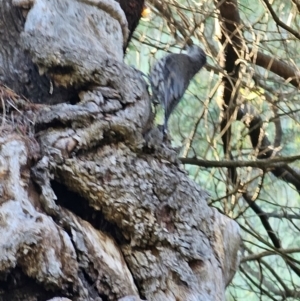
[{"xmin": 0, "ymin": 0, "xmax": 241, "ymax": 300}]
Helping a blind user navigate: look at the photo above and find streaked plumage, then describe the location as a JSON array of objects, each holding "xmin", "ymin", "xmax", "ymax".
[{"xmin": 150, "ymin": 45, "xmax": 207, "ymax": 132}]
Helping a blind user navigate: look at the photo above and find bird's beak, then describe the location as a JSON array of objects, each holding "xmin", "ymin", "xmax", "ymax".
[{"xmin": 182, "ymin": 38, "xmax": 193, "ymax": 50}]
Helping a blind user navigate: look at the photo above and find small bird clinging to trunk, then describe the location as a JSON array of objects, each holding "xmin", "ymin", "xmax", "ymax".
[{"xmin": 150, "ymin": 45, "xmax": 207, "ymax": 133}]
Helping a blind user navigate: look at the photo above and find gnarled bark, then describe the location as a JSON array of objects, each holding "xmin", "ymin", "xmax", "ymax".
[{"xmin": 0, "ymin": 0, "xmax": 241, "ymax": 300}]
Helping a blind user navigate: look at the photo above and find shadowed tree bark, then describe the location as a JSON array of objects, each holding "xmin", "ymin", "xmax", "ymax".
[
  {"xmin": 0, "ymin": 1, "xmax": 241, "ymax": 300},
  {"xmin": 117, "ymin": 0, "xmax": 145, "ymax": 53}
]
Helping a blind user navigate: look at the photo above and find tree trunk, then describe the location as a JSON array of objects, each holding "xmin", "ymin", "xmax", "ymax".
[{"xmin": 0, "ymin": 1, "xmax": 240, "ymax": 300}]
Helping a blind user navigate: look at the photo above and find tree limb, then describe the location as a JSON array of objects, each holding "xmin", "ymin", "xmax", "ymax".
[
  {"xmin": 250, "ymin": 47, "xmax": 300, "ymax": 88},
  {"xmin": 180, "ymin": 155, "xmax": 300, "ymax": 169},
  {"xmin": 261, "ymin": 0, "xmax": 300, "ymax": 40}
]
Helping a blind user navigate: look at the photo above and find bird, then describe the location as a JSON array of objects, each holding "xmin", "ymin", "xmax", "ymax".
[{"xmin": 150, "ymin": 45, "xmax": 207, "ymax": 133}]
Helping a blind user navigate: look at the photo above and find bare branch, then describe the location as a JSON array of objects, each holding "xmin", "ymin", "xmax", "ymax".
[
  {"xmin": 180, "ymin": 155, "xmax": 300, "ymax": 169},
  {"xmin": 261, "ymin": 0, "xmax": 300, "ymax": 40},
  {"xmin": 242, "ymin": 248, "xmax": 300, "ymax": 262},
  {"xmin": 250, "ymin": 47, "xmax": 300, "ymax": 88}
]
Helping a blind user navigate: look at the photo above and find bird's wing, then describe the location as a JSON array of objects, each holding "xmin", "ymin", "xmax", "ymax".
[
  {"xmin": 163, "ymin": 55, "xmax": 187, "ymax": 122},
  {"xmin": 150, "ymin": 59, "xmax": 166, "ymax": 104}
]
